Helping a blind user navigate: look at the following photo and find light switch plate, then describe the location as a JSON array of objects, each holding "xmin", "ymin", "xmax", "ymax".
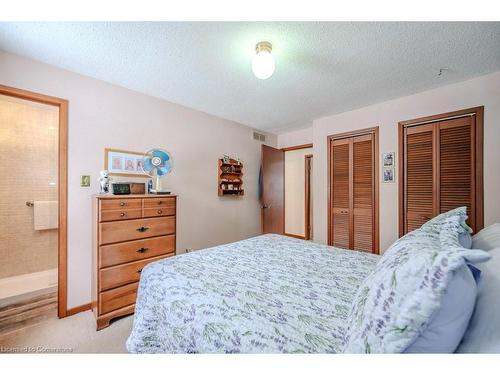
[{"xmin": 80, "ymin": 175, "xmax": 91, "ymax": 187}]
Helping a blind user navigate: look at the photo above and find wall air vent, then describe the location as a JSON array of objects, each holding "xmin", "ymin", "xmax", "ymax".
[{"xmin": 252, "ymin": 131, "xmax": 266, "ymax": 142}]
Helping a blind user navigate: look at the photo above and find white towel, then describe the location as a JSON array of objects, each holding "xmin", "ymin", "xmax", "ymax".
[{"xmin": 34, "ymin": 201, "xmax": 58, "ymax": 230}]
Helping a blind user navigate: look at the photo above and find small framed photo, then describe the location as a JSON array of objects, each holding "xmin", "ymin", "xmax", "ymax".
[
  {"xmin": 383, "ymin": 167, "xmax": 395, "ymax": 183},
  {"xmin": 382, "ymin": 152, "xmax": 395, "ymax": 167},
  {"xmin": 105, "ymin": 148, "xmax": 147, "ymax": 178}
]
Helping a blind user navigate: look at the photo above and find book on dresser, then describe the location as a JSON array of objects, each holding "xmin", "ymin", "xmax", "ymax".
[{"xmin": 92, "ymin": 194, "xmax": 177, "ymax": 330}]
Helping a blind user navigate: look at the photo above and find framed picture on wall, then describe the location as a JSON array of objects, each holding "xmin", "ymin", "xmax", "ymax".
[
  {"xmin": 104, "ymin": 148, "xmax": 147, "ymax": 178},
  {"xmin": 382, "ymin": 152, "xmax": 395, "ymax": 167},
  {"xmin": 383, "ymin": 167, "xmax": 395, "ymax": 183}
]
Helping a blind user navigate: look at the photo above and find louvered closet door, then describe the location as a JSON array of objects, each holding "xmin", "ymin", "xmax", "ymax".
[
  {"xmin": 439, "ymin": 116, "xmax": 475, "ymax": 229},
  {"xmin": 353, "ymin": 134, "xmax": 374, "ymax": 252},
  {"xmin": 331, "ymin": 138, "xmax": 351, "ymax": 249},
  {"xmin": 404, "ymin": 124, "xmax": 435, "ymax": 233},
  {"xmin": 403, "ymin": 114, "xmax": 478, "ymax": 234}
]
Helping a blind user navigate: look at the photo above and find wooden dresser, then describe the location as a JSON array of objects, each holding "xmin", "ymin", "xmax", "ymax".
[{"xmin": 92, "ymin": 194, "xmax": 177, "ymax": 330}]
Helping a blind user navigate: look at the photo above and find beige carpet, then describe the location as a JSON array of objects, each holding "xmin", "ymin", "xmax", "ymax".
[{"xmin": 0, "ymin": 311, "xmax": 133, "ymax": 353}]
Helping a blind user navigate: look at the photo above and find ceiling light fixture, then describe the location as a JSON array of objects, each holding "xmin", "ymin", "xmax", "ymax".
[{"xmin": 252, "ymin": 41, "xmax": 275, "ymax": 80}]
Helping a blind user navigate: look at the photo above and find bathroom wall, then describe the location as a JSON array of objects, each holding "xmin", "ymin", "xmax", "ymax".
[{"xmin": 0, "ymin": 94, "xmax": 58, "ymax": 278}]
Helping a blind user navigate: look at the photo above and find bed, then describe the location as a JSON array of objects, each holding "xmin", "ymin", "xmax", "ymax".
[
  {"xmin": 127, "ymin": 212, "xmax": 500, "ymax": 354},
  {"xmin": 126, "ymin": 234, "xmax": 379, "ymax": 353}
]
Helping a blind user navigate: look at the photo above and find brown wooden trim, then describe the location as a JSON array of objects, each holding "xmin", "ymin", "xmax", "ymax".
[
  {"xmin": 284, "ymin": 232, "xmax": 306, "ymax": 240},
  {"xmin": 304, "ymin": 154, "xmax": 313, "ymax": 240},
  {"xmin": 66, "ymin": 303, "xmax": 92, "ymax": 317},
  {"xmin": 327, "ymin": 127, "xmax": 379, "ymax": 253},
  {"xmin": 398, "ymin": 106, "xmax": 484, "ymax": 127},
  {"xmin": 398, "ymin": 123, "xmax": 404, "ymax": 237},
  {"xmin": 281, "ymin": 143, "xmax": 313, "ymax": 152},
  {"xmin": 373, "ymin": 127, "xmax": 380, "ymax": 254},
  {"xmin": 0, "ymin": 84, "xmax": 69, "ymax": 318},
  {"xmin": 398, "ymin": 106, "xmax": 484, "ymax": 237}
]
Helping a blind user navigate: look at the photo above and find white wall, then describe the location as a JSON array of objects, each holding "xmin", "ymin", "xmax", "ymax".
[
  {"xmin": 278, "ymin": 71, "xmax": 500, "ymax": 252},
  {"xmin": 0, "ymin": 52, "xmax": 277, "ymax": 308},
  {"xmin": 284, "ymin": 148, "xmax": 312, "ymax": 237},
  {"xmin": 277, "ymin": 127, "xmax": 313, "ymax": 149}
]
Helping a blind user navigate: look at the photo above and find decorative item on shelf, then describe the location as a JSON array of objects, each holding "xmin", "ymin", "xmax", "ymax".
[
  {"xmin": 98, "ymin": 170, "xmax": 111, "ymax": 194},
  {"xmin": 141, "ymin": 148, "xmax": 173, "ymax": 194},
  {"xmin": 218, "ymin": 157, "xmax": 244, "ymax": 196}
]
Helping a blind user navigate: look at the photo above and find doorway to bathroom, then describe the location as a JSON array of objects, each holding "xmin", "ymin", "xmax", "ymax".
[{"xmin": 0, "ymin": 85, "xmax": 68, "ymax": 329}]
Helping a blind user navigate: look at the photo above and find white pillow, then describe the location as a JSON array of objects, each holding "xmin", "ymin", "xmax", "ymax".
[
  {"xmin": 472, "ymin": 223, "xmax": 500, "ymax": 250},
  {"xmin": 457, "ymin": 247, "xmax": 500, "ymax": 353}
]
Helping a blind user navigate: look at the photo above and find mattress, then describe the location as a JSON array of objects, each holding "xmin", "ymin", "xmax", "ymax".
[{"xmin": 126, "ymin": 234, "xmax": 379, "ymax": 353}]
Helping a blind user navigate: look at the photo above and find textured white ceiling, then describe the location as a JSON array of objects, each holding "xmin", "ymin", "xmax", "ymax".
[{"xmin": 0, "ymin": 22, "xmax": 499, "ymax": 134}]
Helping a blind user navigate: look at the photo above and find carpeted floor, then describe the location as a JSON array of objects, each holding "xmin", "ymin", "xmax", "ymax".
[{"xmin": 0, "ymin": 311, "xmax": 133, "ymax": 353}]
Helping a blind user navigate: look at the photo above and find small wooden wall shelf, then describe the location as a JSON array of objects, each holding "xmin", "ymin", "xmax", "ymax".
[{"xmin": 218, "ymin": 158, "xmax": 244, "ymax": 196}]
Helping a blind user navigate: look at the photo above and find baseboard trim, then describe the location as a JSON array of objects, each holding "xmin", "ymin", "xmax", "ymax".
[
  {"xmin": 284, "ymin": 233, "xmax": 306, "ymax": 240},
  {"xmin": 66, "ymin": 302, "xmax": 91, "ymax": 317}
]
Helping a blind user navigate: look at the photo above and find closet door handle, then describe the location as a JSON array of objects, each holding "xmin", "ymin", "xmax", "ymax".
[
  {"xmin": 136, "ymin": 226, "xmax": 150, "ymax": 232},
  {"xmin": 136, "ymin": 247, "xmax": 149, "ymax": 253}
]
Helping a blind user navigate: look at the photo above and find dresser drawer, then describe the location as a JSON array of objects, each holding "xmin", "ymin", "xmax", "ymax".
[
  {"xmin": 100, "ymin": 208, "xmax": 142, "ymax": 222},
  {"xmin": 99, "ymin": 282, "xmax": 138, "ymax": 314},
  {"xmin": 99, "ymin": 235, "xmax": 175, "ymax": 268},
  {"xmin": 99, "ymin": 216, "xmax": 175, "ymax": 245},
  {"xmin": 99, "ymin": 254, "xmax": 172, "ymax": 291},
  {"xmin": 143, "ymin": 207, "xmax": 175, "ymax": 218},
  {"xmin": 100, "ymin": 198, "xmax": 142, "ymax": 211},
  {"xmin": 143, "ymin": 197, "xmax": 175, "ymax": 208}
]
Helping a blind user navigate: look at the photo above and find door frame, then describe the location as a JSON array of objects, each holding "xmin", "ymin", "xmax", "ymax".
[
  {"xmin": 398, "ymin": 106, "xmax": 484, "ymax": 237},
  {"xmin": 304, "ymin": 154, "xmax": 313, "ymax": 240},
  {"xmin": 0, "ymin": 84, "xmax": 69, "ymax": 318},
  {"xmin": 281, "ymin": 143, "xmax": 313, "ymax": 239},
  {"xmin": 327, "ymin": 127, "xmax": 379, "ymax": 253}
]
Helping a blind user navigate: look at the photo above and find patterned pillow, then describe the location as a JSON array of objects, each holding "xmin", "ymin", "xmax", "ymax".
[
  {"xmin": 343, "ymin": 216, "xmax": 490, "ymax": 353},
  {"xmin": 420, "ymin": 206, "xmax": 472, "ymax": 235}
]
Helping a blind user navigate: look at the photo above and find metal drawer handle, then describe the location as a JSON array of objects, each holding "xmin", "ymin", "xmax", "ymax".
[
  {"xmin": 120, "ymin": 202, "xmax": 126, "ymax": 206},
  {"xmin": 120, "ymin": 212, "xmax": 126, "ymax": 217},
  {"xmin": 137, "ymin": 268, "xmax": 143, "ymax": 274},
  {"xmin": 136, "ymin": 247, "xmax": 149, "ymax": 253},
  {"xmin": 136, "ymin": 226, "xmax": 150, "ymax": 232},
  {"xmin": 157, "ymin": 209, "xmax": 163, "ymax": 214}
]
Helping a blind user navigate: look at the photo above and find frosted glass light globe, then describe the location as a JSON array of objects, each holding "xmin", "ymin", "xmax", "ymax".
[{"xmin": 252, "ymin": 50, "xmax": 275, "ymax": 79}]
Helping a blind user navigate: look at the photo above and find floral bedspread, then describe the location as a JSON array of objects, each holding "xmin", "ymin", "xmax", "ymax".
[{"xmin": 126, "ymin": 234, "xmax": 379, "ymax": 353}]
